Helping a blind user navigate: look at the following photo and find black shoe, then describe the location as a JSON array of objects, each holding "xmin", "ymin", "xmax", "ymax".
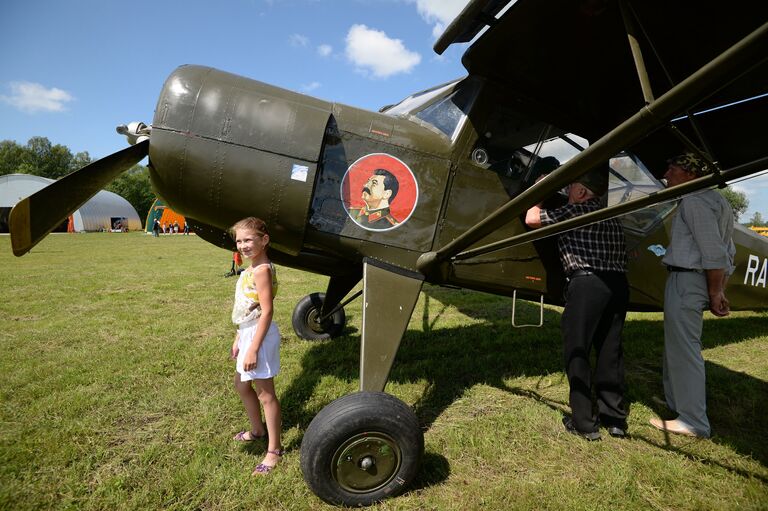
[
  {"xmin": 562, "ymin": 417, "xmax": 601, "ymax": 441},
  {"xmin": 606, "ymin": 426, "xmax": 627, "ymax": 438},
  {"xmin": 598, "ymin": 415, "xmax": 628, "ymax": 438}
]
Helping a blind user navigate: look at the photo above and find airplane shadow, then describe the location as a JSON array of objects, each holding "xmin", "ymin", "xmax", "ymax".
[{"xmin": 278, "ymin": 286, "xmax": 768, "ymax": 489}]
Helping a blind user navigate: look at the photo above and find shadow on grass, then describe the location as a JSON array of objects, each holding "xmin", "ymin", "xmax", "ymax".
[
  {"xmin": 622, "ymin": 314, "xmax": 768, "ymax": 467},
  {"xmin": 634, "ymin": 429, "xmax": 768, "ymax": 484},
  {"xmin": 279, "ymin": 286, "xmax": 768, "ymax": 490}
]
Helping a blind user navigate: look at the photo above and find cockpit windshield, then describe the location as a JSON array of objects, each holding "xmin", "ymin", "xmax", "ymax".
[
  {"xmin": 382, "ymin": 80, "xmax": 459, "ymax": 117},
  {"xmin": 608, "ymin": 153, "xmax": 675, "ymax": 234},
  {"xmin": 381, "ymin": 78, "xmax": 477, "ymax": 140}
]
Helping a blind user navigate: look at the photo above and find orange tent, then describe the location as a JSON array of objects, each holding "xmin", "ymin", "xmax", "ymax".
[{"xmin": 145, "ymin": 198, "xmax": 186, "ymax": 233}]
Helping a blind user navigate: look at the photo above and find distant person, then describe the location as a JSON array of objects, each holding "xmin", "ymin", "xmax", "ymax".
[
  {"xmin": 229, "ymin": 217, "xmax": 284, "ymax": 475},
  {"xmin": 226, "ymin": 251, "xmax": 244, "ymax": 277},
  {"xmin": 650, "ymin": 152, "xmax": 735, "ymax": 438},
  {"xmin": 162, "ymin": 222, "xmax": 167, "ymax": 234},
  {"xmin": 152, "ymin": 219, "xmax": 160, "ymax": 237},
  {"xmin": 183, "ymin": 221, "xmax": 189, "ymax": 235},
  {"xmin": 173, "ymin": 221, "xmax": 179, "ymax": 234},
  {"xmin": 525, "ymin": 168, "xmax": 629, "ymax": 440}
]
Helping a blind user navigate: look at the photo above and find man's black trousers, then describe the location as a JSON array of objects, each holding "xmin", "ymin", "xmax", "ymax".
[{"xmin": 561, "ymin": 271, "xmax": 629, "ymax": 433}]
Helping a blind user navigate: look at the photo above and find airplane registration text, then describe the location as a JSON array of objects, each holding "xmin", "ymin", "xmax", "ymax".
[{"xmin": 744, "ymin": 254, "xmax": 767, "ymax": 288}]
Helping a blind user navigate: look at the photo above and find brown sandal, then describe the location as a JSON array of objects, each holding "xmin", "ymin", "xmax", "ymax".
[{"xmin": 233, "ymin": 426, "xmax": 267, "ymax": 442}]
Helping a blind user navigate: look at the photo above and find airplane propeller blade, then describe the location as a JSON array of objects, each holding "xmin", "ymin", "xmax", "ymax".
[{"xmin": 9, "ymin": 139, "xmax": 149, "ymax": 256}]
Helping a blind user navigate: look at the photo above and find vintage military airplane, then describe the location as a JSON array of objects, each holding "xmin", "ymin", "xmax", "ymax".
[{"xmin": 8, "ymin": 0, "xmax": 768, "ymax": 506}]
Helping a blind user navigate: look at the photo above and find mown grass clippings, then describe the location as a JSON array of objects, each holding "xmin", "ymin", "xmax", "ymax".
[{"xmin": 1, "ymin": 232, "xmax": 766, "ymax": 510}]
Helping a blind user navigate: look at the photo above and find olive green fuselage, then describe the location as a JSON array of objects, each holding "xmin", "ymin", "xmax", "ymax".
[{"xmin": 148, "ymin": 65, "xmax": 767, "ymax": 311}]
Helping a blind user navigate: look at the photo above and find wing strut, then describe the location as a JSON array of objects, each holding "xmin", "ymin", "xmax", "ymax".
[
  {"xmin": 454, "ymin": 155, "xmax": 768, "ymax": 261},
  {"xmin": 619, "ymin": 0, "xmax": 719, "ymax": 169},
  {"xmin": 417, "ymin": 20, "xmax": 768, "ymax": 275},
  {"xmin": 619, "ymin": 0, "xmax": 655, "ymax": 104}
]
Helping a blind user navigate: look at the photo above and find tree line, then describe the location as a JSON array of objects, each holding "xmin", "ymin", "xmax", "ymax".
[
  {"xmin": 1, "ymin": 137, "xmax": 154, "ymax": 225},
  {"xmin": 0, "ymin": 136, "xmax": 763, "ymax": 227}
]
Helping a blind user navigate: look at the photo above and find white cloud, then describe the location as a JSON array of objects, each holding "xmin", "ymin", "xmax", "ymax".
[
  {"xmin": 289, "ymin": 33, "xmax": 309, "ymax": 47},
  {"xmin": 410, "ymin": 0, "xmax": 470, "ymax": 38},
  {"xmin": 302, "ymin": 81, "xmax": 321, "ymax": 93},
  {"xmin": 0, "ymin": 81, "xmax": 74, "ymax": 113},
  {"xmin": 317, "ymin": 44, "xmax": 332, "ymax": 57},
  {"xmin": 345, "ymin": 24, "xmax": 421, "ymax": 78}
]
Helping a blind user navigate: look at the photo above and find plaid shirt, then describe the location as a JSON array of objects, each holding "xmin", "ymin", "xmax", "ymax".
[{"xmin": 540, "ymin": 199, "xmax": 627, "ymax": 274}]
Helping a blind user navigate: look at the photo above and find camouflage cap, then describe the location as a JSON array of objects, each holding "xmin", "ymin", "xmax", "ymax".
[
  {"xmin": 576, "ymin": 168, "xmax": 608, "ymax": 196},
  {"xmin": 667, "ymin": 151, "xmax": 711, "ymax": 177}
]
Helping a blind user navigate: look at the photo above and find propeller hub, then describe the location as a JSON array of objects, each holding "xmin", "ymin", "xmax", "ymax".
[{"xmin": 116, "ymin": 121, "xmax": 151, "ymax": 145}]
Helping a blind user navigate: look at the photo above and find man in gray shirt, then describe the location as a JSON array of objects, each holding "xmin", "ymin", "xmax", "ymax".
[{"xmin": 650, "ymin": 152, "xmax": 735, "ymax": 438}]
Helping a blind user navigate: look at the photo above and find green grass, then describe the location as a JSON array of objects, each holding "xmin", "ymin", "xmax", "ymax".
[{"xmin": 1, "ymin": 232, "xmax": 766, "ymax": 510}]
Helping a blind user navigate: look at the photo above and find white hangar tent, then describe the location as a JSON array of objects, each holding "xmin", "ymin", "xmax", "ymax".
[{"xmin": 0, "ymin": 173, "xmax": 141, "ymax": 233}]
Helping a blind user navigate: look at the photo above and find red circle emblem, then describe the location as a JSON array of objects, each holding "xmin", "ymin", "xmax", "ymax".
[{"xmin": 340, "ymin": 153, "xmax": 418, "ymax": 231}]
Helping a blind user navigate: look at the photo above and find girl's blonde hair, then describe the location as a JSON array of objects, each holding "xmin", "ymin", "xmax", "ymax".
[{"xmin": 230, "ymin": 217, "xmax": 269, "ymax": 240}]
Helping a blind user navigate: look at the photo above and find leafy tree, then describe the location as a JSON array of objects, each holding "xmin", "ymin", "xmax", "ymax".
[
  {"xmin": 26, "ymin": 137, "xmax": 77, "ymax": 179},
  {"xmin": 749, "ymin": 211, "xmax": 766, "ymax": 227},
  {"xmin": 718, "ymin": 187, "xmax": 748, "ymax": 221},
  {"xmin": 0, "ymin": 140, "xmax": 27, "ymax": 176},
  {"xmin": 106, "ymin": 164, "xmax": 155, "ymax": 225},
  {"xmin": 70, "ymin": 151, "xmax": 92, "ymax": 173},
  {"xmin": 0, "ymin": 137, "xmax": 76, "ymax": 179}
]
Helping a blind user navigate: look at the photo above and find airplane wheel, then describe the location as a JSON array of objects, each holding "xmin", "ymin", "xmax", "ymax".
[
  {"xmin": 300, "ymin": 392, "xmax": 423, "ymax": 507},
  {"xmin": 291, "ymin": 292, "xmax": 346, "ymax": 340}
]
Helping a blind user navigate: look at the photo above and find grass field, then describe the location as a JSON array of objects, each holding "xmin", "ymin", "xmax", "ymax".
[{"xmin": 1, "ymin": 232, "xmax": 766, "ymax": 510}]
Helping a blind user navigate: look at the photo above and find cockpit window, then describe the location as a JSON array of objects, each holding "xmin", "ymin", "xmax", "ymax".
[
  {"xmin": 521, "ymin": 133, "xmax": 588, "ymax": 180},
  {"xmin": 413, "ymin": 86, "xmax": 476, "ymax": 139},
  {"xmin": 382, "ymin": 81, "xmax": 459, "ymax": 117},
  {"xmin": 608, "ymin": 153, "xmax": 674, "ymax": 234},
  {"xmin": 471, "ymin": 120, "xmax": 587, "ymax": 186},
  {"xmin": 382, "ymin": 78, "xmax": 477, "ymax": 140}
]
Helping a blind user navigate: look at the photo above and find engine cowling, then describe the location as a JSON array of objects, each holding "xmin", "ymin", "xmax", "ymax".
[{"xmin": 148, "ymin": 65, "xmax": 332, "ymax": 255}]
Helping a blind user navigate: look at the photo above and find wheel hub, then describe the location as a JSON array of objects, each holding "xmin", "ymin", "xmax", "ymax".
[
  {"xmin": 306, "ymin": 308, "xmax": 326, "ymax": 334},
  {"xmin": 331, "ymin": 433, "xmax": 401, "ymax": 493}
]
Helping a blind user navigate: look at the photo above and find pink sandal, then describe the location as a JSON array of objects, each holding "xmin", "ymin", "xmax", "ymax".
[{"xmin": 252, "ymin": 449, "xmax": 284, "ymax": 475}]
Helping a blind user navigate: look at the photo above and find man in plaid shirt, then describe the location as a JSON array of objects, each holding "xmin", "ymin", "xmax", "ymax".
[{"xmin": 526, "ymin": 168, "xmax": 628, "ymax": 441}]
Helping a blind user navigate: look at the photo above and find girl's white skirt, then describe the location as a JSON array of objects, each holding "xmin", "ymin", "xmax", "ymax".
[{"xmin": 235, "ymin": 321, "xmax": 280, "ymax": 381}]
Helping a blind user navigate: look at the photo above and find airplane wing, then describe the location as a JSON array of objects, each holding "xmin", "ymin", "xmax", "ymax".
[
  {"xmin": 436, "ymin": 0, "xmax": 768, "ymax": 175},
  {"xmin": 418, "ymin": 0, "xmax": 767, "ymax": 273}
]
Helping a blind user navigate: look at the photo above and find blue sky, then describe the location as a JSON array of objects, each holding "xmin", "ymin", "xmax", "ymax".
[
  {"xmin": 0, "ymin": 0, "xmax": 470, "ymax": 158},
  {"xmin": 1, "ymin": 0, "xmax": 765, "ymax": 220}
]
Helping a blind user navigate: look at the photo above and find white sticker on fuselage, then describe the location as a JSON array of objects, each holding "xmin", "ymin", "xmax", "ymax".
[
  {"xmin": 291, "ymin": 164, "xmax": 308, "ymax": 182},
  {"xmin": 647, "ymin": 244, "xmax": 666, "ymax": 257}
]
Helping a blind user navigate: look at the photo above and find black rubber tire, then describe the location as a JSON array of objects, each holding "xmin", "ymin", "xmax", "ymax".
[
  {"xmin": 300, "ymin": 392, "xmax": 424, "ymax": 507},
  {"xmin": 291, "ymin": 292, "xmax": 346, "ymax": 341}
]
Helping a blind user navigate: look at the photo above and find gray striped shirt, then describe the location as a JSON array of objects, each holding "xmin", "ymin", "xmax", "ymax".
[{"xmin": 662, "ymin": 189, "xmax": 735, "ymax": 274}]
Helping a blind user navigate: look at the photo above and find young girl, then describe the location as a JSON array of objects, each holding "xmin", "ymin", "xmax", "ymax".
[{"xmin": 229, "ymin": 217, "xmax": 283, "ymax": 475}]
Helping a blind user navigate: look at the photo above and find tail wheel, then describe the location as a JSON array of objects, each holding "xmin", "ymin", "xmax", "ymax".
[
  {"xmin": 291, "ymin": 292, "xmax": 346, "ymax": 340},
  {"xmin": 300, "ymin": 392, "xmax": 423, "ymax": 507}
]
